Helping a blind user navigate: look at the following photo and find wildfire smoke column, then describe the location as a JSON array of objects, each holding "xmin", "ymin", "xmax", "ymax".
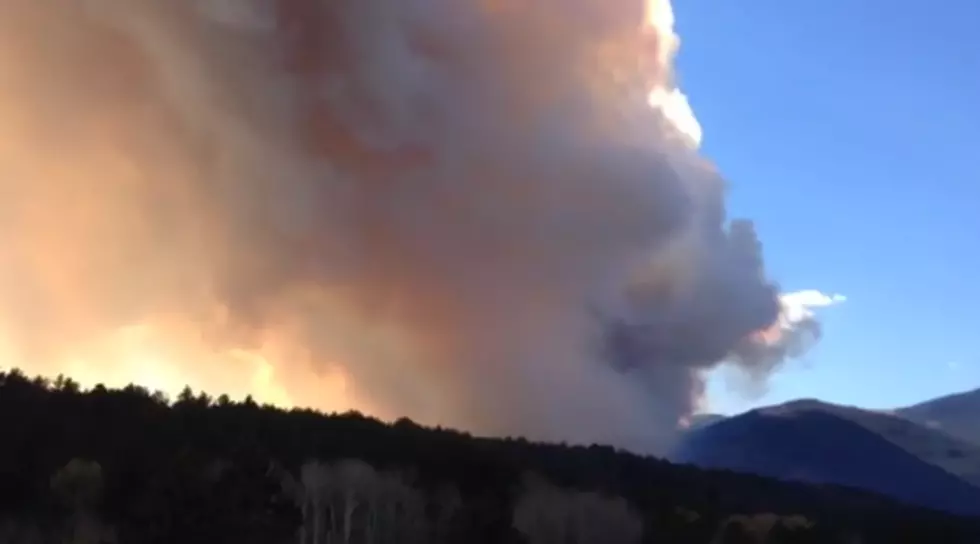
[{"xmin": 0, "ymin": 0, "xmax": 822, "ymax": 451}]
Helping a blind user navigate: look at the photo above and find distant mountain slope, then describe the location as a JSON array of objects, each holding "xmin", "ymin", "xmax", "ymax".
[
  {"xmin": 767, "ymin": 399, "xmax": 980, "ymax": 488},
  {"xmin": 897, "ymin": 388, "xmax": 980, "ymax": 446},
  {"xmin": 672, "ymin": 402, "xmax": 980, "ymax": 517},
  {"xmin": 686, "ymin": 413, "xmax": 725, "ymax": 430}
]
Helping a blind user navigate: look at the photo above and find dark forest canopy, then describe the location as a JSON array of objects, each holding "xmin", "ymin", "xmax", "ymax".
[{"xmin": 1, "ymin": 368, "xmax": 978, "ymax": 544}]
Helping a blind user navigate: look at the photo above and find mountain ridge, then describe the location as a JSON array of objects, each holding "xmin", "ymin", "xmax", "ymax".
[
  {"xmin": 674, "ymin": 389, "xmax": 980, "ymax": 517},
  {"xmin": 673, "ymin": 402, "xmax": 980, "ymax": 516},
  {"xmin": 897, "ymin": 387, "xmax": 980, "ymax": 445}
]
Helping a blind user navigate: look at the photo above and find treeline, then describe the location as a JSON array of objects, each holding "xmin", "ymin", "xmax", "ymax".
[{"xmin": 1, "ymin": 368, "xmax": 978, "ymax": 543}]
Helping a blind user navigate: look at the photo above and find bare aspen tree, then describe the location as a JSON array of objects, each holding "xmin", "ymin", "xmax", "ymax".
[
  {"xmin": 712, "ymin": 515, "xmax": 764, "ymax": 544},
  {"xmin": 274, "ymin": 458, "xmax": 429, "ymax": 544},
  {"xmin": 269, "ymin": 461, "xmax": 305, "ymax": 543},
  {"xmin": 0, "ymin": 518, "xmax": 46, "ymax": 544},
  {"xmin": 711, "ymin": 514, "xmax": 816, "ymax": 544},
  {"xmin": 49, "ymin": 458, "xmax": 116, "ymax": 544},
  {"xmin": 512, "ymin": 475, "xmax": 643, "ymax": 544},
  {"xmin": 430, "ymin": 484, "xmax": 462, "ymax": 543}
]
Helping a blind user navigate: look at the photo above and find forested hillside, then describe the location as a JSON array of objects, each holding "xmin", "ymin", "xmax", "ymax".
[
  {"xmin": 673, "ymin": 405, "xmax": 980, "ymax": 515},
  {"xmin": 2, "ymin": 368, "xmax": 978, "ymax": 544},
  {"xmin": 898, "ymin": 388, "xmax": 980, "ymax": 446}
]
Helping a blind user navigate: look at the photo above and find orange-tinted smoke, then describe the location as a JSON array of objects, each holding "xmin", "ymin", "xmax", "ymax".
[
  {"xmin": 0, "ymin": 0, "xmax": 794, "ymax": 452},
  {"xmin": 275, "ymin": 0, "xmax": 432, "ymax": 175},
  {"xmin": 751, "ymin": 324, "xmax": 785, "ymax": 346}
]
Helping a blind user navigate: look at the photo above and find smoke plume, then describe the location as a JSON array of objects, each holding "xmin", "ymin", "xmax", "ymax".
[
  {"xmin": 740, "ymin": 290, "xmax": 847, "ymax": 371},
  {"xmin": 0, "ymin": 0, "xmax": 822, "ymax": 450}
]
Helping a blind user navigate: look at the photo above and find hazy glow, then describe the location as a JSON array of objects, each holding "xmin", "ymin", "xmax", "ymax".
[{"xmin": 0, "ymin": 0, "xmax": 830, "ymax": 450}]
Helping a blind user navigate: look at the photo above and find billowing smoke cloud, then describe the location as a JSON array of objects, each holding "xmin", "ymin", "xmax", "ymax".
[
  {"xmin": 740, "ymin": 290, "xmax": 847, "ymax": 369},
  {"xmin": 0, "ymin": 0, "xmax": 822, "ymax": 451},
  {"xmin": 716, "ymin": 289, "xmax": 845, "ymax": 400}
]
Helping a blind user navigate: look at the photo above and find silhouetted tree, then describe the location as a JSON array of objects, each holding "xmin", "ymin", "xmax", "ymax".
[{"xmin": 0, "ymin": 368, "xmax": 977, "ymax": 544}]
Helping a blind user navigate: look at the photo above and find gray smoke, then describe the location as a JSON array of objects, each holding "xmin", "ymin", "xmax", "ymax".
[{"xmin": 0, "ymin": 0, "xmax": 810, "ymax": 451}]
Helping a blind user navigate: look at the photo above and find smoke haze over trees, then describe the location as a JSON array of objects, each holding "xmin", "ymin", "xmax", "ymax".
[{"xmin": 0, "ymin": 0, "xmax": 843, "ymax": 452}]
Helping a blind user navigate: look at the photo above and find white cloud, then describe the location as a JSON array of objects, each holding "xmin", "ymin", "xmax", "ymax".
[{"xmin": 778, "ymin": 290, "xmax": 846, "ymax": 325}]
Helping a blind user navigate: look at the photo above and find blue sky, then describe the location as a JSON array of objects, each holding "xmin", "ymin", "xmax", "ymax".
[{"xmin": 672, "ymin": 0, "xmax": 980, "ymax": 414}]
